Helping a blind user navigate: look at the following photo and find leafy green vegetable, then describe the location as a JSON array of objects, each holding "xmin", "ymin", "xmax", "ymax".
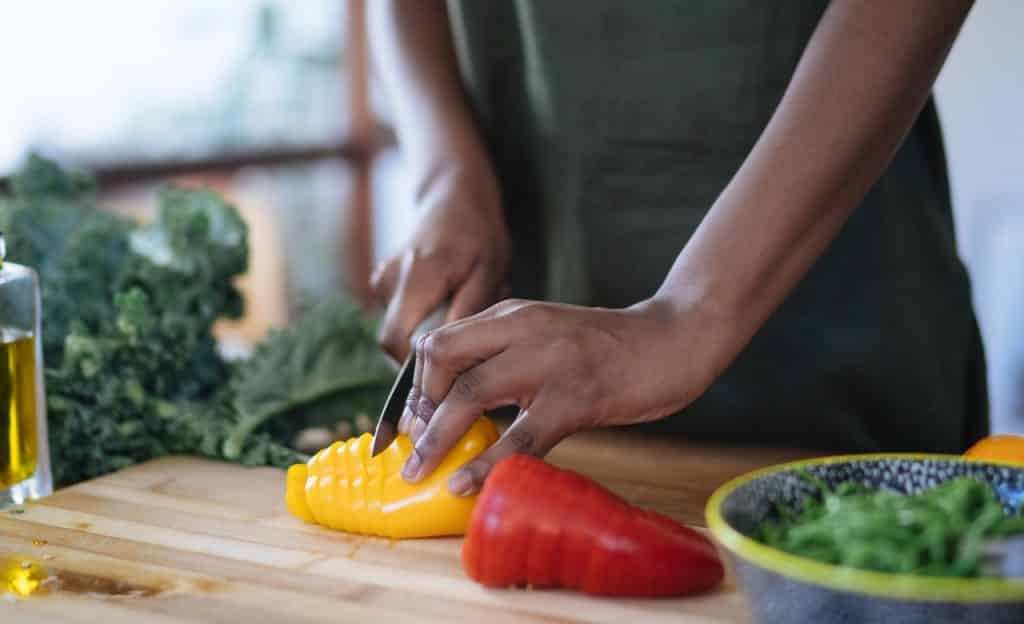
[
  {"xmin": 2, "ymin": 154, "xmax": 395, "ymax": 487},
  {"xmin": 0, "ymin": 155, "xmax": 129, "ymax": 364},
  {"xmin": 757, "ymin": 474, "xmax": 1024, "ymax": 577},
  {"xmin": 226, "ymin": 297, "xmax": 394, "ymax": 459}
]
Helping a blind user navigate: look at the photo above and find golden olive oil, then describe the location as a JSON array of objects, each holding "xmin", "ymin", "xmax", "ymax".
[
  {"xmin": 1, "ymin": 555, "xmax": 48, "ymax": 597},
  {"xmin": 0, "ymin": 331, "xmax": 38, "ymax": 488}
]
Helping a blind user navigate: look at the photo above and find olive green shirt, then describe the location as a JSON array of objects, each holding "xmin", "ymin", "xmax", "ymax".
[{"xmin": 446, "ymin": 0, "xmax": 988, "ymax": 453}]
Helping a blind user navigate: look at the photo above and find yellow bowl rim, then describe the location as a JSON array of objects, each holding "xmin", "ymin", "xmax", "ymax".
[{"xmin": 705, "ymin": 452, "xmax": 1024, "ymax": 603}]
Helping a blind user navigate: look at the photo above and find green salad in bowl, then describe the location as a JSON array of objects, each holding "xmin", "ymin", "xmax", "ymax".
[
  {"xmin": 758, "ymin": 474, "xmax": 1024, "ymax": 578},
  {"xmin": 706, "ymin": 454, "xmax": 1024, "ymax": 624}
]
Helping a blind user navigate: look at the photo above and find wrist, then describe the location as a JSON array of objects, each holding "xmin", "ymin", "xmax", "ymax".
[
  {"xmin": 630, "ymin": 289, "xmax": 749, "ymax": 412},
  {"xmin": 640, "ymin": 285, "xmax": 741, "ymax": 350},
  {"xmin": 415, "ymin": 159, "xmax": 505, "ymax": 231},
  {"xmin": 414, "ymin": 149, "xmax": 501, "ymax": 206}
]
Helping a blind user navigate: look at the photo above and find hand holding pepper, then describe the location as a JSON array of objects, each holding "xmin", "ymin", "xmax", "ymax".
[{"xmin": 399, "ymin": 297, "xmax": 733, "ymax": 496}]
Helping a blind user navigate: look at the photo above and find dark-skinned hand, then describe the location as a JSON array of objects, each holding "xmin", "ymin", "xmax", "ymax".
[
  {"xmin": 398, "ymin": 298, "xmax": 725, "ymax": 496},
  {"xmin": 371, "ymin": 169, "xmax": 509, "ymax": 361}
]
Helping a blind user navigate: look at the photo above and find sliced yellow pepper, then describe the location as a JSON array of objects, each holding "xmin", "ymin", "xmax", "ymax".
[{"xmin": 285, "ymin": 416, "xmax": 499, "ymax": 538}]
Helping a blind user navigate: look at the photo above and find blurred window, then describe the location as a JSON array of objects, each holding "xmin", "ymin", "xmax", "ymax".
[{"xmin": 0, "ymin": 0, "xmax": 348, "ymax": 171}]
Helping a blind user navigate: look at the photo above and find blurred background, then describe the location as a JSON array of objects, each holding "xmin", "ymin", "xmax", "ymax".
[{"xmin": 0, "ymin": 1, "xmax": 1020, "ymax": 433}]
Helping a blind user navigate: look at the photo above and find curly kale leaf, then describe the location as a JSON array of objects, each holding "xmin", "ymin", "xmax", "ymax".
[
  {"xmin": 41, "ymin": 216, "xmax": 133, "ymax": 365},
  {"xmin": 9, "ymin": 152, "xmax": 96, "ymax": 198},
  {"xmin": 0, "ymin": 153, "xmax": 100, "ymax": 273},
  {"xmin": 0, "ymin": 155, "xmax": 131, "ymax": 364},
  {"xmin": 224, "ymin": 296, "xmax": 395, "ymax": 459},
  {"xmin": 45, "ymin": 286, "xmax": 228, "ymax": 485},
  {"xmin": 4, "ymin": 154, "xmax": 382, "ymax": 487},
  {"xmin": 124, "ymin": 186, "xmax": 247, "ymax": 326},
  {"xmin": 41, "ymin": 184, "xmax": 249, "ymax": 485},
  {"xmin": 48, "ymin": 376, "xmax": 304, "ymax": 486}
]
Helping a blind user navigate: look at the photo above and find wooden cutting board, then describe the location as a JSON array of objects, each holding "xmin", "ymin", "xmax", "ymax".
[{"xmin": 0, "ymin": 430, "xmax": 819, "ymax": 623}]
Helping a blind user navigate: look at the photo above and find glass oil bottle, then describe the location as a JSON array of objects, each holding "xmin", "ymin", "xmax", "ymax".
[{"xmin": 0, "ymin": 232, "xmax": 52, "ymax": 506}]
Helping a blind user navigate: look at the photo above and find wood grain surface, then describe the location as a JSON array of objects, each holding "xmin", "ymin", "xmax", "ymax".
[{"xmin": 0, "ymin": 429, "xmax": 819, "ymax": 623}]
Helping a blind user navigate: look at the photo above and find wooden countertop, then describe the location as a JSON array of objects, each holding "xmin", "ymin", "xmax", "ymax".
[{"xmin": 0, "ymin": 429, "xmax": 819, "ymax": 623}]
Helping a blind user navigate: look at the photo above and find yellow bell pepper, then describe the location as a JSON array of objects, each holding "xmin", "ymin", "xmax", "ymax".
[{"xmin": 285, "ymin": 416, "xmax": 498, "ymax": 538}]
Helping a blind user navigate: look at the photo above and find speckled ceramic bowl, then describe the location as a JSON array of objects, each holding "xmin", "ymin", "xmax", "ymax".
[{"xmin": 706, "ymin": 454, "xmax": 1024, "ymax": 624}]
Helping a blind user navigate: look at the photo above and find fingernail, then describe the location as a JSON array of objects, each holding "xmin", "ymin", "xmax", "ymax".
[
  {"xmin": 402, "ymin": 450, "xmax": 422, "ymax": 482},
  {"xmin": 448, "ymin": 470, "xmax": 475, "ymax": 497}
]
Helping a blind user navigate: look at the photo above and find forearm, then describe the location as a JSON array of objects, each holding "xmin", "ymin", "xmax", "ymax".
[
  {"xmin": 656, "ymin": 0, "xmax": 972, "ymax": 370},
  {"xmin": 367, "ymin": 0, "xmax": 498, "ymax": 203}
]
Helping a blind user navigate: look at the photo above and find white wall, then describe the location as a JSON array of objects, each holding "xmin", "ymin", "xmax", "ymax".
[{"xmin": 935, "ymin": 0, "xmax": 1024, "ymax": 434}]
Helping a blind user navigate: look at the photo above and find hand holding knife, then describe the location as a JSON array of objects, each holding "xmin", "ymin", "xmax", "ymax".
[{"xmin": 370, "ymin": 303, "xmax": 450, "ymax": 457}]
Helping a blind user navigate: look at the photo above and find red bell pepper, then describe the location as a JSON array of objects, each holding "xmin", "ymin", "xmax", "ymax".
[{"xmin": 461, "ymin": 454, "xmax": 725, "ymax": 597}]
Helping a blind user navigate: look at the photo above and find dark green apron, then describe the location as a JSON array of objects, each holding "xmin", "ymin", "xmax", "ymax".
[{"xmin": 446, "ymin": 0, "xmax": 988, "ymax": 453}]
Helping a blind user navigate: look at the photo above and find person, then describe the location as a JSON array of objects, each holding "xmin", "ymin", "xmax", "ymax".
[{"xmin": 366, "ymin": 0, "xmax": 986, "ymax": 497}]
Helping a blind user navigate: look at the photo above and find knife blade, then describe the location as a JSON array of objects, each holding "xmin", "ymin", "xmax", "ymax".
[{"xmin": 370, "ymin": 304, "xmax": 449, "ymax": 457}]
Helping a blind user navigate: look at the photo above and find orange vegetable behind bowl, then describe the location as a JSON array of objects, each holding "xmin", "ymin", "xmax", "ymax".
[{"xmin": 964, "ymin": 435, "xmax": 1024, "ymax": 465}]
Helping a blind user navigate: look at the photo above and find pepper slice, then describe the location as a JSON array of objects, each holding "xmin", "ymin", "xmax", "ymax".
[
  {"xmin": 462, "ymin": 454, "xmax": 725, "ymax": 597},
  {"xmin": 286, "ymin": 416, "xmax": 499, "ymax": 539}
]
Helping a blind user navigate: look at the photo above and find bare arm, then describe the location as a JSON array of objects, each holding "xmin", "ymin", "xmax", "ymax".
[
  {"xmin": 368, "ymin": 0, "xmax": 509, "ymax": 358},
  {"xmin": 367, "ymin": 0, "xmax": 491, "ymax": 196},
  {"xmin": 656, "ymin": 0, "xmax": 975, "ymax": 387}
]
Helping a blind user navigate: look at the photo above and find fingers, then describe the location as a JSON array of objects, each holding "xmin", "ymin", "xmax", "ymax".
[
  {"xmin": 377, "ymin": 250, "xmax": 450, "ymax": 360},
  {"xmin": 447, "ymin": 261, "xmax": 501, "ymax": 323},
  {"xmin": 447, "ymin": 394, "xmax": 569, "ymax": 496},
  {"xmin": 399, "ymin": 300, "xmax": 547, "ymax": 438},
  {"xmin": 401, "ymin": 347, "xmax": 549, "ymax": 484},
  {"xmin": 397, "ymin": 387, "xmax": 420, "ymax": 439},
  {"xmin": 369, "ymin": 257, "xmax": 400, "ymax": 305},
  {"xmin": 397, "ymin": 306, "xmax": 500, "ymax": 437},
  {"xmin": 415, "ymin": 302, "xmax": 545, "ymax": 426}
]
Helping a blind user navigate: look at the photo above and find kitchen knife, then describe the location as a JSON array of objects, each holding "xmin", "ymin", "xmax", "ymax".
[{"xmin": 370, "ymin": 304, "xmax": 449, "ymax": 457}]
